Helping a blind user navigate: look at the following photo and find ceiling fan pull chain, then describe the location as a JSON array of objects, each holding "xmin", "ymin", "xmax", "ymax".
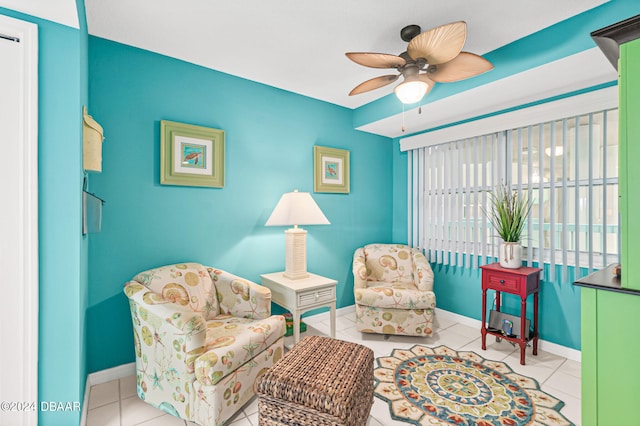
[{"xmin": 402, "ymin": 103, "xmax": 406, "ymax": 132}]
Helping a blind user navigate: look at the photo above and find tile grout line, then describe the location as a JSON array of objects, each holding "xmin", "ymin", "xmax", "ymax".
[
  {"xmin": 540, "ymin": 357, "xmax": 567, "ymax": 387},
  {"xmin": 87, "ymin": 382, "xmax": 120, "ymax": 413},
  {"xmin": 540, "ymin": 358, "xmax": 582, "ymax": 400}
]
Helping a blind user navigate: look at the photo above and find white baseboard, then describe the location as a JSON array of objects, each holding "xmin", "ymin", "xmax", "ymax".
[
  {"xmin": 307, "ymin": 305, "xmax": 581, "ymax": 362},
  {"xmin": 86, "ymin": 362, "xmax": 136, "ymax": 387},
  {"xmin": 303, "ymin": 304, "xmax": 355, "ymax": 323},
  {"xmin": 434, "ymin": 307, "xmax": 482, "ymax": 329},
  {"xmin": 435, "ymin": 308, "xmax": 581, "ymax": 362},
  {"xmin": 80, "ymin": 362, "xmax": 136, "ymax": 426}
]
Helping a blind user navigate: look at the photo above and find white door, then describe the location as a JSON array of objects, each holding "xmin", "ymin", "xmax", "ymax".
[{"xmin": 0, "ymin": 15, "xmax": 38, "ymax": 426}]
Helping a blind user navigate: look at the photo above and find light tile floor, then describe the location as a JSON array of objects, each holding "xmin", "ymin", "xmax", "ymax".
[{"xmin": 86, "ymin": 311, "xmax": 581, "ymax": 426}]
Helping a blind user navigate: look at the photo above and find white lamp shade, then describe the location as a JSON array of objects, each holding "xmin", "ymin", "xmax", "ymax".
[
  {"xmin": 394, "ymin": 80, "xmax": 429, "ymax": 104},
  {"xmin": 265, "ymin": 190, "xmax": 330, "ymax": 226}
]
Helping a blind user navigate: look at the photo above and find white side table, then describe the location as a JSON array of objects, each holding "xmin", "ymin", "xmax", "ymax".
[{"xmin": 260, "ymin": 272, "xmax": 337, "ymax": 344}]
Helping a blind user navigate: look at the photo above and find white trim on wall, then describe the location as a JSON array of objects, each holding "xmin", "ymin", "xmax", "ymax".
[
  {"xmin": 400, "ymin": 85, "xmax": 618, "ymax": 151},
  {"xmin": 301, "ymin": 304, "xmax": 355, "ymax": 323},
  {"xmin": 0, "ymin": 13, "xmax": 38, "ymax": 426}
]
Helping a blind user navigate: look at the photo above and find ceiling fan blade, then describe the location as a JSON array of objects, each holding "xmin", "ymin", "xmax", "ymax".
[
  {"xmin": 345, "ymin": 52, "xmax": 406, "ymax": 69},
  {"xmin": 407, "ymin": 21, "xmax": 467, "ymax": 65},
  {"xmin": 428, "ymin": 52, "xmax": 494, "ymax": 83},
  {"xmin": 349, "ymin": 74, "xmax": 399, "ymax": 95}
]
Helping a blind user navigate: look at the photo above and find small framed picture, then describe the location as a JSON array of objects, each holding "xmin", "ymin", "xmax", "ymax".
[
  {"xmin": 160, "ymin": 120, "xmax": 225, "ymax": 188},
  {"xmin": 313, "ymin": 146, "xmax": 350, "ymax": 194}
]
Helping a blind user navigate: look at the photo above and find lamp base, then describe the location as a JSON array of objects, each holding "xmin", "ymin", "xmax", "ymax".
[
  {"xmin": 283, "ymin": 227, "xmax": 308, "ymax": 280},
  {"xmin": 283, "ymin": 271, "xmax": 309, "ymax": 280}
]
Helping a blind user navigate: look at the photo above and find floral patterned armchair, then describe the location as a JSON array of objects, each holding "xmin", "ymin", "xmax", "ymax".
[
  {"xmin": 353, "ymin": 244, "xmax": 435, "ymax": 336},
  {"xmin": 124, "ymin": 262, "xmax": 285, "ymax": 426}
]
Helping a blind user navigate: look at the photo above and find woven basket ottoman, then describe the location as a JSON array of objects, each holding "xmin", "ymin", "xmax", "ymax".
[{"xmin": 256, "ymin": 335, "xmax": 374, "ymax": 426}]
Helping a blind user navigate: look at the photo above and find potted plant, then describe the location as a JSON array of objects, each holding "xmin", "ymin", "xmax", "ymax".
[{"xmin": 485, "ymin": 184, "xmax": 533, "ymax": 269}]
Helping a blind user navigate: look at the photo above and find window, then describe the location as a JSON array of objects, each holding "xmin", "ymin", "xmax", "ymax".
[{"xmin": 408, "ymin": 108, "xmax": 619, "ymax": 280}]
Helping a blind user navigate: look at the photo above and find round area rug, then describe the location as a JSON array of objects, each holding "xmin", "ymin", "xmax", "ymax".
[{"xmin": 373, "ymin": 345, "xmax": 574, "ymax": 426}]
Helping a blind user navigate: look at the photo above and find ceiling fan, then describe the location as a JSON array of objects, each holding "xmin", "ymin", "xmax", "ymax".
[{"xmin": 346, "ymin": 21, "xmax": 493, "ymax": 105}]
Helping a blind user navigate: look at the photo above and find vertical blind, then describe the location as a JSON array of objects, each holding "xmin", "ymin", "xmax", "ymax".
[{"xmin": 408, "ymin": 108, "xmax": 619, "ymax": 280}]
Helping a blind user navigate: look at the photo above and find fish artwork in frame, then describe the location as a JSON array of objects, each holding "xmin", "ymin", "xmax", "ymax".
[{"xmin": 160, "ymin": 120, "xmax": 225, "ymax": 188}]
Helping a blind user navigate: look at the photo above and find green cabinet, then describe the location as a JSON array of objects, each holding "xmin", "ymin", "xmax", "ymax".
[
  {"xmin": 620, "ymin": 37, "xmax": 640, "ymax": 291},
  {"xmin": 577, "ymin": 15, "xmax": 640, "ymax": 426},
  {"xmin": 580, "ymin": 284, "xmax": 640, "ymax": 425}
]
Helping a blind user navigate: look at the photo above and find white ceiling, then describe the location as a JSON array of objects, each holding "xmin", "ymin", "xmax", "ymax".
[
  {"xmin": 1, "ymin": 0, "xmax": 615, "ymax": 137},
  {"xmin": 0, "ymin": 0, "xmax": 78, "ymax": 28}
]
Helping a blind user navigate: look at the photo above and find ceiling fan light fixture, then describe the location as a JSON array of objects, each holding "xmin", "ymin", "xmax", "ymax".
[{"xmin": 394, "ymin": 79, "xmax": 429, "ymax": 104}]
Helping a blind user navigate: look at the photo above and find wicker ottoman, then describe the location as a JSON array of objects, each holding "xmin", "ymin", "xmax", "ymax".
[{"xmin": 256, "ymin": 335, "xmax": 374, "ymax": 426}]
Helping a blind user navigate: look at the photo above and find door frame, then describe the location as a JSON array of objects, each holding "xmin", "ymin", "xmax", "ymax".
[{"xmin": 0, "ymin": 13, "xmax": 38, "ymax": 424}]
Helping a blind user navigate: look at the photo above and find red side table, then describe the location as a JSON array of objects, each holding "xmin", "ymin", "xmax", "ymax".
[{"xmin": 480, "ymin": 263, "xmax": 541, "ymax": 365}]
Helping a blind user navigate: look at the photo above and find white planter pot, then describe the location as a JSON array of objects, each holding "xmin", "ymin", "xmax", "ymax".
[{"xmin": 499, "ymin": 241, "xmax": 522, "ymax": 269}]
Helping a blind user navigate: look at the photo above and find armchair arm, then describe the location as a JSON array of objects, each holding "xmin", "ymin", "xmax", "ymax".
[
  {"xmin": 124, "ymin": 282, "xmax": 206, "ymax": 374},
  {"xmin": 352, "ymin": 247, "xmax": 368, "ymax": 289},
  {"xmin": 208, "ymin": 269, "xmax": 272, "ymax": 320},
  {"xmin": 412, "ymin": 250, "xmax": 434, "ymax": 292}
]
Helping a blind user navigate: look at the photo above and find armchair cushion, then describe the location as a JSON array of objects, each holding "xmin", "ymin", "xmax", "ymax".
[
  {"xmin": 210, "ymin": 269, "xmax": 272, "ymax": 320},
  {"xmin": 362, "ymin": 244, "xmax": 417, "ymax": 285},
  {"xmin": 133, "ymin": 262, "xmax": 219, "ymax": 320},
  {"xmin": 124, "ymin": 281, "xmax": 207, "ymax": 373},
  {"xmin": 354, "ymin": 282, "xmax": 435, "ymax": 310},
  {"xmin": 195, "ymin": 314, "xmax": 285, "ymax": 385}
]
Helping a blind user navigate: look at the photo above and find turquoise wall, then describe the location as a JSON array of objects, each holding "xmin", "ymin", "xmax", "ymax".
[
  {"xmin": 76, "ymin": 0, "xmax": 90, "ymax": 423},
  {"xmin": 0, "ymin": 6, "xmax": 88, "ymax": 425},
  {"xmin": 392, "ymin": 142, "xmax": 409, "ymax": 243},
  {"xmin": 86, "ymin": 36, "xmax": 393, "ymax": 373}
]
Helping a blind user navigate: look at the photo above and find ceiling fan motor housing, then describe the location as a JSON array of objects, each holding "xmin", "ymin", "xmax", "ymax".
[
  {"xmin": 401, "ymin": 24, "xmax": 421, "ymax": 42},
  {"xmin": 402, "ymin": 63, "xmax": 420, "ymax": 79}
]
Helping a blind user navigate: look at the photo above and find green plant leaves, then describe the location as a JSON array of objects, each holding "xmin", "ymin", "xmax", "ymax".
[{"xmin": 483, "ymin": 184, "xmax": 533, "ymax": 243}]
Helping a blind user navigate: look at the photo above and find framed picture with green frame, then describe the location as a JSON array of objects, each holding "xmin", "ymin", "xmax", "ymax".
[
  {"xmin": 160, "ymin": 120, "xmax": 225, "ymax": 188},
  {"xmin": 313, "ymin": 145, "xmax": 350, "ymax": 193}
]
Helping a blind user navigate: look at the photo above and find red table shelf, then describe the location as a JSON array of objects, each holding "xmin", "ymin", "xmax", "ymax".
[{"xmin": 480, "ymin": 263, "xmax": 542, "ymax": 365}]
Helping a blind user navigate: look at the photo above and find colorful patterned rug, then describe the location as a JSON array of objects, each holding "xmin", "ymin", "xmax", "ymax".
[{"xmin": 374, "ymin": 345, "xmax": 574, "ymax": 426}]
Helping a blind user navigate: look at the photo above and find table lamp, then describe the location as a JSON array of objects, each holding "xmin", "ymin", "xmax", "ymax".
[{"xmin": 265, "ymin": 190, "xmax": 330, "ymax": 279}]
